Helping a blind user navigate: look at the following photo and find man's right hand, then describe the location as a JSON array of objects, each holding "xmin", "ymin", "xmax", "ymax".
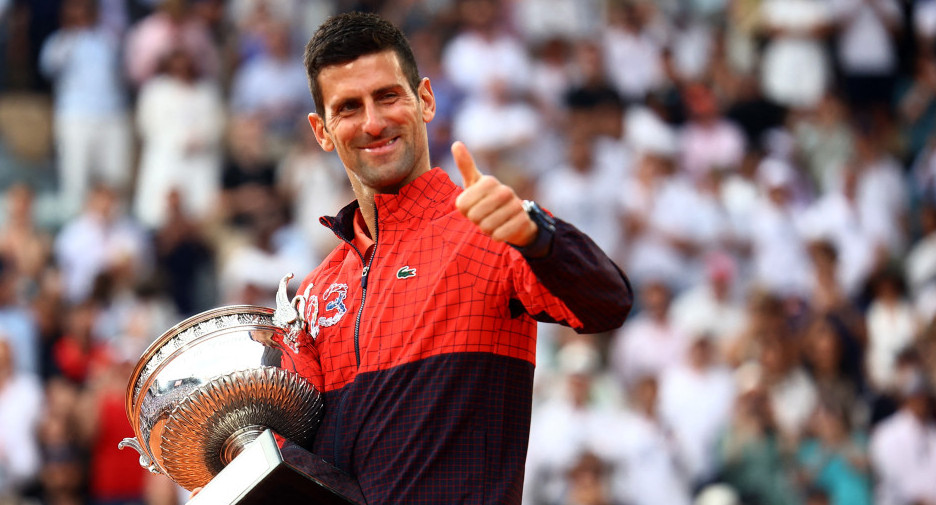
[{"xmin": 452, "ymin": 141, "xmax": 538, "ymax": 248}]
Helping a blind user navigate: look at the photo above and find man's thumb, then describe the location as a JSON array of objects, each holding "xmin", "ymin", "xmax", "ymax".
[{"xmin": 452, "ymin": 141, "xmax": 482, "ymax": 187}]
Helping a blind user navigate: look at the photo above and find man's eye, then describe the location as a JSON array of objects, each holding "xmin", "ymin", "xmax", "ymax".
[
  {"xmin": 379, "ymin": 93, "xmax": 399, "ymax": 102},
  {"xmin": 338, "ymin": 103, "xmax": 359, "ymax": 114}
]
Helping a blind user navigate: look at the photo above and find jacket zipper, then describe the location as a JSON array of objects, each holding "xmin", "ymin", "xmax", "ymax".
[
  {"xmin": 354, "ymin": 258, "xmax": 373, "ymax": 368},
  {"xmin": 326, "ymin": 206, "xmax": 378, "ymax": 369},
  {"xmin": 353, "ymin": 205, "xmax": 378, "ymax": 368},
  {"xmin": 325, "ymin": 205, "xmax": 378, "ymax": 469}
]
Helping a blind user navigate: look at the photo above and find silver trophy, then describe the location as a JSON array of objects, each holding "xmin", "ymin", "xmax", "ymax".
[{"xmin": 119, "ymin": 275, "xmax": 360, "ymax": 503}]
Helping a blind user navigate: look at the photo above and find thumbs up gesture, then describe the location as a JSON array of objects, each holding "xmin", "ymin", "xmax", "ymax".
[{"xmin": 452, "ymin": 141, "xmax": 537, "ymax": 247}]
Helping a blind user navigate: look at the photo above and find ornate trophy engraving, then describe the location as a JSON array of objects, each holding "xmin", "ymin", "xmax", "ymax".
[{"xmin": 119, "ymin": 274, "xmax": 326, "ymax": 493}]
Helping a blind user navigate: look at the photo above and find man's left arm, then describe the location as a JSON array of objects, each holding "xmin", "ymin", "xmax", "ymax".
[
  {"xmin": 516, "ymin": 216, "xmax": 633, "ymax": 333},
  {"xmin": 452, "ymin": 142, "xmax": 633, "ymax": 334}
]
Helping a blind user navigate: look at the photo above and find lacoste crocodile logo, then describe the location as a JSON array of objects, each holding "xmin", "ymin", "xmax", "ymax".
[{"xmin": 396, "ymin": 266, "xmax": 416, "ymax": 279}]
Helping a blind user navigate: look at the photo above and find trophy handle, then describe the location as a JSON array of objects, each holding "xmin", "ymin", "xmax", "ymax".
[{"xmin": 119, "ymin": 437, "xmax": 162, "ymax": 474}]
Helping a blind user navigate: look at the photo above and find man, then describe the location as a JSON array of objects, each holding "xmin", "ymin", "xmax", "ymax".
[{"xmin": 285, "ymin": 12, "xmax": 631, "ymax": 504}]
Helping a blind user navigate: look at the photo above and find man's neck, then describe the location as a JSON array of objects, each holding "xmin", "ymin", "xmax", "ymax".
[
  {"xmin": 349, "ymin": 166, "xmax": 433, "ymax": 238},
  {"xmin": 357, "ymin": 193, "xmax": 378, "ymax": 239}
]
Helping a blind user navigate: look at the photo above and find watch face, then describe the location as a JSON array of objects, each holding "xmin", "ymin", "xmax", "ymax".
[{"xmin": 524, "ymin": 200, "xmax": 556, "ymax": 231}]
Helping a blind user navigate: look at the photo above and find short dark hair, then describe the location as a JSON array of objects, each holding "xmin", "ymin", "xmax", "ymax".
[{"xmin": 303, "ymin": 12, "xmax": 421, "ymax": 117}]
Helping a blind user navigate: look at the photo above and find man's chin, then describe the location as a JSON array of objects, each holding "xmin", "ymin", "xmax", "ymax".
[{"xmin": 357, "ymin": 167, "xmax": 411, "ymax": 194}]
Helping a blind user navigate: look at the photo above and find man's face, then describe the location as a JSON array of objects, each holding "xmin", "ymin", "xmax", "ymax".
[{"xmin": 308, "ymin": 50, "xmax": 436, "ymax": 196}]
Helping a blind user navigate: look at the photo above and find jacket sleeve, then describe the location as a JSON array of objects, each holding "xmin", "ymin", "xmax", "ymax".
[{"xmin": 513, "ymin": 218, "xmax": 633, "ymax": 334}]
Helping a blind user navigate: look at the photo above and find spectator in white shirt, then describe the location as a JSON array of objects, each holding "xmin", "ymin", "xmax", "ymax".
[
  {"xmin": 0, "ymin": 338, "xmax": 42, "ymax": 498},
  {"xmin": 759, "ymin": 332, "xmax": 819, "ymax": 443},
  {"xmin": 536, "ymin": 132, "xmax": 624, "ymax": 262},
  {"xmin": 758, "ymin": 0, "xmax": 834, "ymax": 109},
  {"xmin": 444, "ymin": 0, "xmax": 539, "ymax": 177},
  {"xmin": 133, "ymin": 48, "xmax": 226, "ymax": 230},
  {"xmin": 679, "ymin": 83, "xmax": 747, "ymax": 183},
  {"xmin": 670, "ymin": 250, "xmax": 748, "ymax": 345},
  {"xmin": 602, "ymin": 1, "xmax": 666, "ymax": 103},
  {"xmin": 800, "ymin": 164, "xmax": 880, "ymax": 298},
  {"xmin": 610, "ymin": 279, "xmax": 688, "ymax": 389},
  {"xmin": 525, "ymin": 340, "xmax": 616, "ymax": 505},
  {"xmin": 829, "ymin": 0, "xmax": 902, "ymax": 109},
  {"xmin": 511, "ymin": 0, "xmax": 602, "ymax": 44},
  {"xmin": 658, "ymin": 333, "xmax": 737, "ymax": 487},
  {"xmin": 39, "ymin": 0, "xmax": 131, "ymax": 219},
  {"xmin": 747, "ymin": 158, "xmax": 812, "ymax": 298},
  {"xmin": 869, "ymin": 366, "xmax": 936, "ymax": 505},
  {"xmin": 620, "ymin": 136, "xmax": 706, "ymax": 290},
  {"xmin": 54, "ymin": 185, "xmax": 151, "ymax": 304},
  {"xmin": 594, "ymin": 375, "xmax": 692, "ymax": 505},
  {"xmin": 852, "ymin": 128, "xmax": 910, "ymax": 256},
  {"xmin": 442, "ymin": 0, "xmax": 532, "ymax": 99},
  {"xmin": 865, "ymin": 268, "xmax": 923, "ymax": 393}
]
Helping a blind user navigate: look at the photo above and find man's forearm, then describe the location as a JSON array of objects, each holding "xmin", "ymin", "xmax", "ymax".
[{"xmin": 522, "ymin": 218, "xmax": 633, "ymax": 334}]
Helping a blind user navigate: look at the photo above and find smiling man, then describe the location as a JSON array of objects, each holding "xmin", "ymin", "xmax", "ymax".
[{"xmin": 281, "ymin": 11, "xmax": 633, "ymax": 504}]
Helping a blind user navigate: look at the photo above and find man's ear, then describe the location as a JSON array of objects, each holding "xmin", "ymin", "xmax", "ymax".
[
  {"xmin": 308, "ymin": 113, "xmax": 335, "ymax": 151},
  {"xmin": 418, "ymin": 77, "xmax": 436, "ymax": 124}
]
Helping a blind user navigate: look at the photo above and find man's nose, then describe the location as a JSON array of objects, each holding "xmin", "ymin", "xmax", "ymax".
[{"xmin": 362, "ymin": 103, "xmax": 387, "ymax": 137}]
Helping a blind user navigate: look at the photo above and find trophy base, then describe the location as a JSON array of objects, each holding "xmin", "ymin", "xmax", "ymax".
[{"xmin": 187, "ymin": 429, "xmax": 365, "ymax": 505}]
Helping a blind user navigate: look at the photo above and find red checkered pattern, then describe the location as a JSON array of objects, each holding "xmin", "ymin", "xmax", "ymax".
[{"xmin": 284, "ymin": 168, "xmax": 632, "ymax": 504}]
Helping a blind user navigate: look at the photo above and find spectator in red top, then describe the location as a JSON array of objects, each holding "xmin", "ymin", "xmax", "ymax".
[
  {"xmin": 75, "ymin": 358, "xmax": 146, "ymax": 505},
  {"xmin": 52, "ymin": 301, "xmax": 111, "ymax": 385}
]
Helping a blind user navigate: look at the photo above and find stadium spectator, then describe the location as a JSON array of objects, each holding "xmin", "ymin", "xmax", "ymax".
[
  {"xmin": 0, "ymin": 255, "xmax": 39, "ymax": 376},
  {"xmin": 133, "ymin": 48, "xmax": 225, "ymax": 229},
  {"xmin": 658, "ymin": 333, "xmax": 737, "ymax": 487},
  {"xmin": 0, "ymin": 184, "xmax": 52, "ymax": 298},
  {"xmin": 828, "ymin": 0, "xmax": 902, "ymax": 112},
  {"xmin": 747, "ymin": 158, "xmax": 812, "ymax": 298},
  {"xmin": 801, "ymin": 314, "xmax": 867, "ymax": 424},
  {"xmin": 791, "ymin": 93, "xmax": 855, "ymax": 194},
  {"xmin": 869, "ymin": 364, "xmax": 936, "ymax": 505},
  {"xmin": 595, "ymin": 375, "xmax": 692, "ymax": 505},
  {"xmin": 718, "ymin": 380, "xmax": 801, "ymax": 505},
  {"xmin": 865, "ymin": 268, "xmax": 922, "ymax": 393},
  {"xmin": 525, "ymin": 340, "xmax": 615, "ymax": 505},
  {"xmin": 536, "ymin": 131, "xmax": 624, "ymax": 261},
  {"xmin": 679, "ymin": 83, "xmax": 746, "ymax": 182},
  {"xmin": 602, "ymin": 1, "xmax": 665, "ymax": 103},
  {"xmin": 39, "ymin": 0, "xmax": 132, "ymax": 218},
  {"xmin": 619, "ymin": 132, "xmax": 701, "ymax": 289},
  {"xmin": 669, "ymin": 250, "xmax": 747, "ymax": 345},
  {"xmin": 54, "ymin": 185, "xmax": 150, "ymax": 304},
  {"xmin": 758, "ymin": 331, "xmax": 819, "ymax": 443},
  {"xmin": 609, "ymin": 279, "xmax": 687, "ymax": 388},
  {"xmin": 229, "ymin": 21, "xmax": 312, "ymax": 155},
  {"xmin": 796, "ymin": 401, "xmax": 873, "ymax": 505},
  {"xmin": 0, "ymin": 338, "xmax": 43, "ymax": 499},
  {"xmin": 123, "ymin": 0, "xmax": 220, "ymax": 88},
  {"xmin": 758, "ymin": 0, "xmax": 833, "ymax": 109}
]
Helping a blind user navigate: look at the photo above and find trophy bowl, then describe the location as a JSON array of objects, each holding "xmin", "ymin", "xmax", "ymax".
[{"xmin": 119, "ymin": 301, "xmax": 323, "ymax": 491}]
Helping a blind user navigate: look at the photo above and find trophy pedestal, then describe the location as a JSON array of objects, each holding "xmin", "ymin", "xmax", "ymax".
[{"xmin": 188, "ymin": 430, "xmax": 365, "ymax": 505}]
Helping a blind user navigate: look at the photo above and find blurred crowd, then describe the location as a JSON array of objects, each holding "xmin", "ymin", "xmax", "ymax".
[{"xmin": 0, "ymin": 0, "xmax": 935, "ymax": 504}]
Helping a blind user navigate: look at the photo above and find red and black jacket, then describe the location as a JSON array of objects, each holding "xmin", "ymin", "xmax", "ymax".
[{"xmin": 285, "ymin": 168, "xmax": 631, "ymax": 504}]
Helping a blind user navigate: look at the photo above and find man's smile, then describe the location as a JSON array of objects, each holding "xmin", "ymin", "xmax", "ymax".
[{"xmin": 361, "ymin": 136, "xmax": 401, "ymax": 154}]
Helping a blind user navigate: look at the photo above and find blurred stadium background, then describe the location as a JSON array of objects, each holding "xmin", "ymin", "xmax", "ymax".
[{"xmin": 1, "ymin": 0, "xmax": 936, "ymax": 504}]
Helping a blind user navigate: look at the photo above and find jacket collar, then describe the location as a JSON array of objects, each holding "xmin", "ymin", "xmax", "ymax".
[{"xmin": 320, "ymin": 168, "xmax": 459, "ymax": 240}]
